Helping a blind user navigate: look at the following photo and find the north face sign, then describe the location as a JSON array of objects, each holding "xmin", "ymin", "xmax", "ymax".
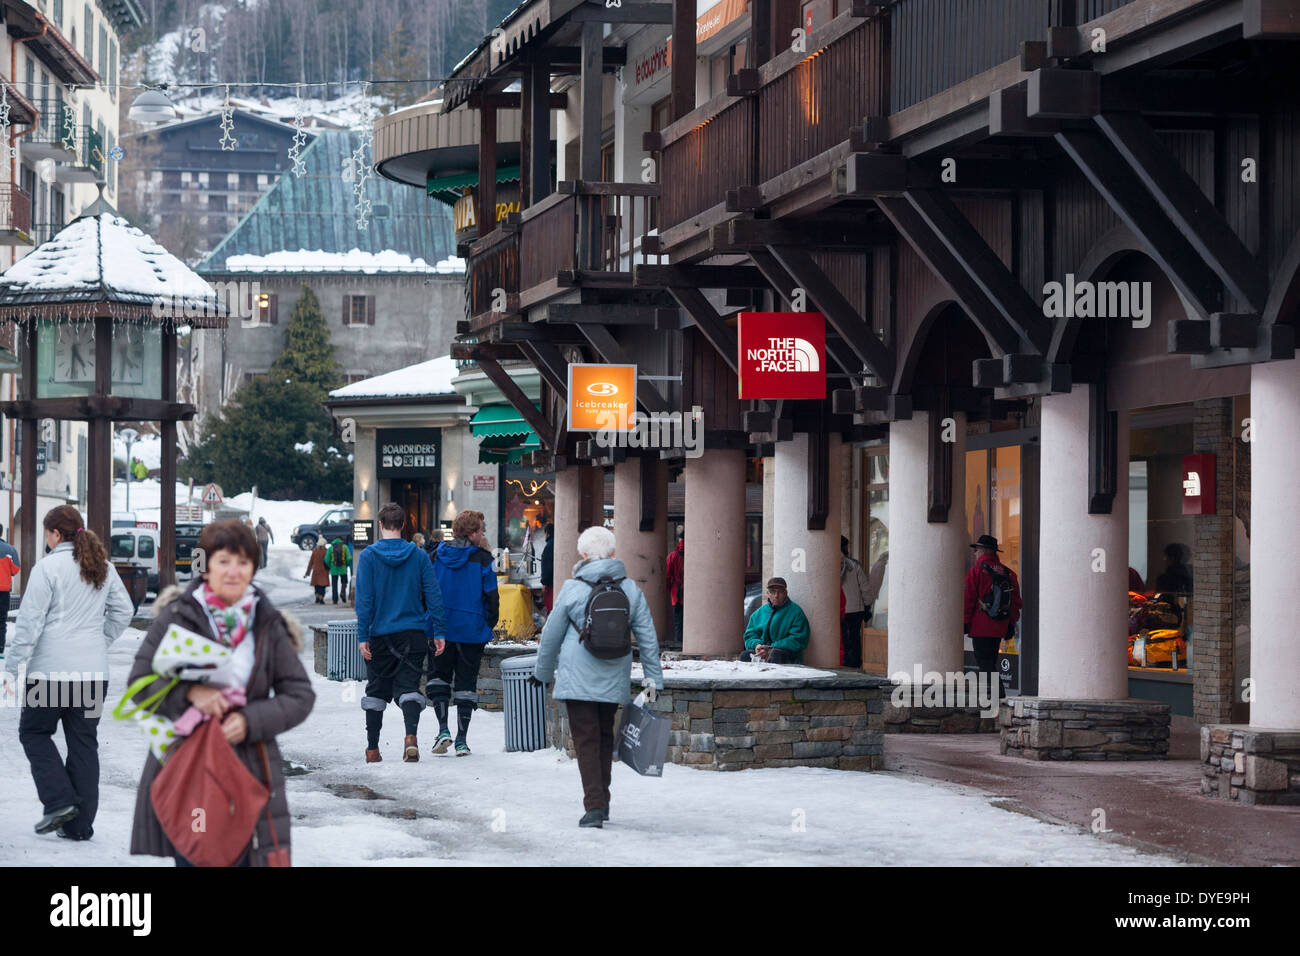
[{"xmin": 738, "ymin": 312, "xmax": 827, "ymax": 399}]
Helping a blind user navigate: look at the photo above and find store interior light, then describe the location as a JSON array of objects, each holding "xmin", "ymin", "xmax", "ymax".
[{"xmin": 128, "ymin": 89, "xmax": 178, "ymax": 125}]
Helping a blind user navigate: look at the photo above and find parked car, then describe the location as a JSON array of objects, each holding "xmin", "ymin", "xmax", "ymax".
[
  {"xmin": 291, "ymin": 507, "xmax": 354, "ymax": 551},
  {"xmin": 175, "ymin": 521, "xmax": 205, "ymax": 578},
  {"xmin": 744, "ymin": 581, "xmax": 763, "ymax": 624},
  {"xmin": 110, "ymin": 527, "xmax": 160, "ymax": 594}
]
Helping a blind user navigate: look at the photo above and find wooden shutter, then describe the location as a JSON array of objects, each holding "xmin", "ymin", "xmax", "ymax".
[
  {"xmin": 366, "ymin": 295, "xmax": 375, "ymax": 325},
  {"xmin": 342, "ymin": 294, "xmax": 349, "ymax": 326}
]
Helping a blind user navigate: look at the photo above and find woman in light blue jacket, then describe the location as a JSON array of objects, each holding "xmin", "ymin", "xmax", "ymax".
[
  {"xmin": 3, "ymin": 505, "xmax": 133, "ymax": 839},
  {"xmin": 532, "ymin": 525, "xmax": 663, "ymax": 828}
]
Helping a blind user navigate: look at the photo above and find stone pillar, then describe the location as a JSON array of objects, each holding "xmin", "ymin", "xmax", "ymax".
[
  {"xmin": 887, "ymin": 412, "xmax": 966, "ymax": 678},
  {"xmin": 761, "ymin": 454, "xmax": 775, "ymax": 586},
  {"xmin": 1250, "ymin": 360, "xmax": 1300, "ymax": 729},
  {"xmin": 613, "ymin": 455, "xmax": 669, "ymax": 643},
  {"xmin": 553, "ymin": 467, "xmax": 581, "ymax": 586},
  {"xmin": 773, "ymin": 433, "xmax": 843, "ymax": 669},
  {"xmin": 1037, "ymin": 385, "xmax": 1129, "ymax": 700},
  {"xmin": 683, "ymin": 447, "xmax": 745, "ymax": 656}
]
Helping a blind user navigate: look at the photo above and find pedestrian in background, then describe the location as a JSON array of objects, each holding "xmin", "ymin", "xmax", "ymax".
[
  {"xmin": 129, "ymin": 520, "xmax": 315, "ymax": 865},
  {"xmin": 666, "ymin": 532, "xmax": 684, "ymax": 644},
  {"xmin": 840, "ymin": 536, "xmax": 871, "ymax": 669},
  {"xmin": 0, "ymin": 523, "xmax": 20, "ymax": 657},
  {"xmin": 427, "ymin": 509, "xmax": 498, "ymax": 756},
  {"xmin": 963, "ymin": 534, "xmax": 1021, "ymax": 701},
  {"xmin": 325, "ymin": 536, "xmax": 351, "ymax": 605},
  {"xmin": 4, "ymin": 506, "xmax": 132, "ymax": 839},
  {"xmin": 303, "ymin": 541, "xmax": 329, "ymax": 604},
  {"xmin": 255, "ymin": 518, "xmax": 274, "ymax": 570},
  {"xmin": 532, "ymin": 525, "xmax": 663, "ymax": 828},
  {"xmin": 355, "ymin": 504, "xmax": 444, "ymax": 763},
  {"xmin": 540, "ymin": 522, "xmax": 554, "ymax": 612}
]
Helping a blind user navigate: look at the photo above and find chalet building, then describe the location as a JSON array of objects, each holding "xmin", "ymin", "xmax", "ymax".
[
  {"xmin": 194, "ymin": 129, "xmax": 462, "ymax": 427},
  {"xmin": 122, "ymin": 110, "xmax": 315, "ymax": 263},
  {"xmin": 379, "ymin": 0, "xmax": 1300, "ymax": 802}
]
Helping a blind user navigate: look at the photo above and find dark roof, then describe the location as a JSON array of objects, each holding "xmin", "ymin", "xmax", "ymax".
[
  {"xmin": 123, "ymin": 109, "xmax": 309, "ymax": 143},
  {"xmin": 198, "ymin": 129, "xmax": 455, "ymax": 274},
  {"xmin": 97, "ymin": 0, "xmax": 147, "ymax": 32}
]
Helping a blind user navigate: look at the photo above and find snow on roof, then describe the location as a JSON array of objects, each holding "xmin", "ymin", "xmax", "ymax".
[
  {"xmin": 328, "ymin": 356, "xmax": 462, "ymax": 400},
  {"xmin": 225, "ymin": 249, "xmax": 465, "ymax": 275},
  {"xmin": 0, "ymin": 213, "xmax": 216, "ymax": 306}
]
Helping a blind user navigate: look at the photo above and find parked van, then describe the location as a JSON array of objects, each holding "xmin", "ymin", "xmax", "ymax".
[{"xmin": 110, "ymin": 527, "xmax": 160, "ymax": 594}]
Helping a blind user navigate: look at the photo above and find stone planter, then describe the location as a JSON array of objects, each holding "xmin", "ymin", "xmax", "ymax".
[
  {"xmin": 1200, "ymin": 725, "xmax": 1300, "ymax": 806},
  {"xmin": 1000, "ymin": 697, "xmax": 1171, "ymax": 760}
]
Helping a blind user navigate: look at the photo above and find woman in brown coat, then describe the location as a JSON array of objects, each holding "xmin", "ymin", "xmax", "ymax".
[
  {"xmin": 304, "ymin": 542, "xmax": 329, "ymax": 604},
  {"xmin": 128, "ymin": 520, "xmax": 315, "ymax": 866}
]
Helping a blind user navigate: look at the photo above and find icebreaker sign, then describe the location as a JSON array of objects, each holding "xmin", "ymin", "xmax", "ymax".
[
  {"xmin": 568, "ymin": 363, "xmax": 637, "ymax": 432},
  {"xmin": 738, "ymin": 312, "xmax": 826, "ymax": 400}
]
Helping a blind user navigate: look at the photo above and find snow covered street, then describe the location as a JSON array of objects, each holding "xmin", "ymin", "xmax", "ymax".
[{"xmin": 0, "ymin": 592, "xmax": 1184, "ymax": 866}]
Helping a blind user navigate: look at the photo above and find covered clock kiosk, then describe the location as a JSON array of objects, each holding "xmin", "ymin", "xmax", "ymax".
[{"xmin": 0, "ymin": 203, "xmax": 223, "ymax": 587}]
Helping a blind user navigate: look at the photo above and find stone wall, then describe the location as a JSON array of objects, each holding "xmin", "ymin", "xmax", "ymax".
[
  {"xmin": 1201, "ymin": 725, "xmax": 1300, "ymax": 806},
  {"xmin": 1000, "ymin": 697, "xmax": 1171, "ymax": 760},
  {"xmin": 546, "ymin": 674, "xmax": 890, "ymax": 771}
]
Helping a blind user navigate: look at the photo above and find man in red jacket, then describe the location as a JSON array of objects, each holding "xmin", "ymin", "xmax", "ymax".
[
  {"xmin": 665, "ymin": 533, "xmax": 684, "ymax": 645},
  {"xmin": 963, "ymin": 534, "xmax": 1021, "ymax": 700}
]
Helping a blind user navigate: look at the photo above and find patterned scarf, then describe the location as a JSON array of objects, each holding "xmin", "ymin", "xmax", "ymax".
[{"xmin": 200, "ymin": 582, "xmax": 257, "ymax": 648}]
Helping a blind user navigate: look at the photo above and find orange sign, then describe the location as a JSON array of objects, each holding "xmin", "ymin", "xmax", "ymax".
[{"xmin": 568, "ymin": 364, "xmax": 637, "ymax": 432}]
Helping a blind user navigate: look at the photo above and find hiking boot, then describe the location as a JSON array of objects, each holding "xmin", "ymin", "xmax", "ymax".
[
  {"xmin": 365, "ymin": 749, "xmax": 382, "ymax": 763},
  {"xmin": 35, "ymin": 805, "xmax": 79, "ymax": 835},
  {"xmin": 578, "ymin": 809, "xmax": 604, "ymax": 828},
  {"xmin": 454, "ymin": 740, "xmax": 471, "ymax": 757},
  {"xmin": 403, "ymin": 735, "xmax": 419, "ymax": 762},
  {"xmin": 431, "ymin": 730, "xmax": 453, "ymax": 755},
  {"xmin": 600, "ymin": 807, "xmax": 610, "ymax": 822}
]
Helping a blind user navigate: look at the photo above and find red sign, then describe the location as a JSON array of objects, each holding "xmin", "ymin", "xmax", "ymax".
[
  {"xmin": 738, "ymin": 312, "xmax": 827, "ymax": 400},
  {"xmin": 473, "ymin": 475, "xmax": 495, "ymax": 491},
  {"xmin": 1181, "ymin": 453, "xmax": 1216, "ymax": 515},
  {"xmin": 135, "ymin": 521, "xmax": 159, "ymax": 530}
]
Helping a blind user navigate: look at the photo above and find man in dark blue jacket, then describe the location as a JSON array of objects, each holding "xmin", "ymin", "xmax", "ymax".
[
  {"xmin": 427, "ymin": 509, "xmax": 499, "ymax": 756},
  {"xmin": 356, "ymin": 503, "xmax": 445, "ymax": 763}
]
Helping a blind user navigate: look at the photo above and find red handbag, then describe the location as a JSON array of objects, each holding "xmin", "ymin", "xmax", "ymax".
[{"xmin": 150, "ymin": 718, "xmax": 269, "ymax": 867}]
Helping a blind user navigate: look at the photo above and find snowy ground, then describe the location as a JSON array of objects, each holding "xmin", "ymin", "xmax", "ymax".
[{"xmin": 1, "ymin": 554, "xmax": 1184, "ymax": 867}]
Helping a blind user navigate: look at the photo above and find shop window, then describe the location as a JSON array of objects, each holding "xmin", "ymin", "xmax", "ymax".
[
  {"xmin": 964, "ymin": 443, "xmax": 1023, "ymax": 689},
  {"xmin": 503, "ymin": 471, "xmax": 555, "ymax": 552},
  {"xmin": 1128, "ymin": 415, "xmax": 1196, "ymax": 674}
]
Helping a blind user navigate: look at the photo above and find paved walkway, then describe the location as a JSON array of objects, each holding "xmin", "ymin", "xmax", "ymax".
[{"xmin": 883, "ymin": 716, "xmax": 1300, "ymax": 866}]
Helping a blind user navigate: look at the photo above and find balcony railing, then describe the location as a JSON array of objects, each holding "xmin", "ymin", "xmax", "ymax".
[
  {"xmin": 0, "ymin": 184, "xmax": 33, "ymax": 244},
  {"xmin": 465, "ymin": 228, "xmax": 519, "ymax": 327},
  {"xmin": 27, "ymin": 98, "xmax": 75, "ymax": 147},
  {"xmin": 58, "ymin": 126, "xmax": 105, "ymax": 181},
  {"xmin": 659, "ymin": 96, "xmax": 756, "ymax": 233}
]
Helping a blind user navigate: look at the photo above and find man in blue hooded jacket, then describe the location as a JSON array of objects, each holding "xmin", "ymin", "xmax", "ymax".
[
  {"xmin": 355, "ymin": 503, "xmax": 445, "ymax": 763},
  {"xmin": 427, "ymin": 509, "xmax": 499, "ymax": 756}
]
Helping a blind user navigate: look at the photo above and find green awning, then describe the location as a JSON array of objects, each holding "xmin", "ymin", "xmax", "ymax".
[
  {"xmin": 471, "ymin": 403, "xmax": 540, "ymax": 463},
  {"xmin": 427, "ymin": 165, "xmax": 522, "ymax": 204}
]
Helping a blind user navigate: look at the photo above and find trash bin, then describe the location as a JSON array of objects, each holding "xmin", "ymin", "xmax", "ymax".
[
  {"xmin": 116, "ymin": 565, "xmax": 148, "ymax": 613},
  {"xmin": 327, "ymin": 620, "xmax": 366, "ymax": 681},
  {"xmin": 501, "ymin": 653, "xmax": 546, "ymax": 752}
]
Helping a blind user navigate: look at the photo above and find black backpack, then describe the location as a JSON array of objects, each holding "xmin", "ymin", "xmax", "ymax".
[
  {"xmin": 578, "ymin": 576, "xmax": 632, "ymax": 659},
  {"xmin": 979, "ymin": 565, "xmax": 1014, "ymax": 621}
]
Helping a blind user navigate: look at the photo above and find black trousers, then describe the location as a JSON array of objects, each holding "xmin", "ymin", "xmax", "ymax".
[
  {"xmin": 363, "ymin": 630, "xmax": 427, "ymax": 705},
  {"xmin": 970, "ymin": 636, "xmax": 1006, "ymax": 700},
  {"xmin": 313, "ymin": 585, "xmax": 326, "ymax": 602},
  {"xmin": 0, "ymin": 588, "xmax": 10, "ymax": 653},
  {"xmin": 739, "ymin": 647, "xmax": 799, "ymax": 664},
  {"xmin": 672, "ymin": 602, "xmax": 683, "ymax": 644},
  {"xmin": 566, "ymin": 700, "xmax": 618, "ymax": 812},
  {"xmin": 841, "ymin": 611, "xmax": 866, "ymax": 668},
  {"xmin": 426, "ymin": 641, "xmax": 486, "ymax": 705},
  {"xmin": 18, "ymin": 680, "xmax": 107, "ymax": 839},
  {"xmin": 332, "ymin": 575, "xmax": 348, "ymax": 603}
]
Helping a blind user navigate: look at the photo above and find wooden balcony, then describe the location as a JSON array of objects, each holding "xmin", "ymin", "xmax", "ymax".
[
  {"xmin": 0, "ymin": 184, "xmax": 32, "ymax": 245},
  {"xmin": 467, "ymin": 180, "xmax": 661, "ymax": 332}
]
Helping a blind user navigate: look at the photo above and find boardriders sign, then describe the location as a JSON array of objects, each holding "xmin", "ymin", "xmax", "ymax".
[{"xmin": 738, "ymin": 312, "xmax": 827, "ymax": 400}]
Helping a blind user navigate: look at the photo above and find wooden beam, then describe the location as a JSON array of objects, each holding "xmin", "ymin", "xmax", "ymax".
[
  {"xmin": 1055, "ymin": 128, "xmax": 1221, "ymax": 318},
  {"xmin": 468, "ymin": 92, "xmax": 567, "ymax": 109},
  {"xmin": 766, "ymin": 245, "xmax": 896, "ymax": 382},
  {"xmin": 904, "ymin": 189, "xmax": 1051, "ymax": 354},
  {"xmin": 1026, "ymin": 68, "xmax": 1099, "ymax": 119},
  {"xmin": 746, "ymin": 250, "xmax": 860, "ymax": 375},
  {"xmin": 545, "ymin": 303, "xmax": 677, "ymax": 325},
  {"xmin": 1088, "ymin": 379, "xmax": 1117, "ymax": 515},
  {"xmin": 639, "ymin": 452, "xmax": 658, "ymax": 532},
  {"xmin": 159, "ymin": 329, "xmax": 177, "ymax": 589},
  {"xmin": 568, "ymin": 2, "xmax": 673, "ymax": 23},
  {"xmin": 927, "ymin": 396, "xmax": 952, "ymax": 523},
  {"xmin": 529, "ymin": 62, "xmax": 553, "ymax": 205},
  {"xmin": 575, "ymin": 324, "xmax": 671, "ymax": 413},
  {"xmin": 477, "ymin": 105, "xmax": 497, "ymax": 240},
  {"xmin": 750, "ymin": 0, "xmax": 772, "ymax": 66},
  {"xmin": 522, "ymin": 46, "xmax": 627, "ymax": 67},
  {"xmin": 520, "ymin": 340, "xmax": 571, "ymax": 399},
  {"xmin": 1243, "ymin": 0, "xmax": 1300, "ymax": 37},
  {"xmin": 578, "ymin": 21, "xmax": 602, "ymax": 270},
  {"xmin": 723, "ymin": 216, "xmax": 894, "ymax": 249},
  {"xmin": 1094, "ymin": 111, "xmax": 1269, "ymax": 313},
  {"xmin": 669, "ymin": 287, "xmax": 737, "ymax": 373},
  {"xmin": 634, "ymin": 263, "xmax": 768, "ymax": 288},
  {"xmin": 671, "ymin": 0, "xmax": 695, "ymax": 120},
  {"xmin": 875, "ymin": 196, "xmax": 1021, "ymax": 356},
  {"xmin": 475, "ymin": 355, "xmax": 556, "ymax": 449},
  {"xmin": 987, "ymin": 87, "xmax": 1058, "ymax": 137},
  {"xmin": 807, "ymin": 426, "xmax": 829, "ymax": 531}
]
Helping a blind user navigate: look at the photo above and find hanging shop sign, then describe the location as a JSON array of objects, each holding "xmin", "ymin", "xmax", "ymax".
[
  {"xmin": 377, "ymin": 428, "xmax": 442, "ymax": 478},
  {"xmin": 737, "ymin": 311, "xmax": 827, "ymax": 400},
  {"xmin": 1181, "ymin": 453, "xmax": 1216, "ymax": 515},
  {"xmin": 452, "ymin": 183, "xmax": 522, "ymax": 244},
  {"xmin": 568, "ymin": 364, "xmax": 637, "ymax": 432}
]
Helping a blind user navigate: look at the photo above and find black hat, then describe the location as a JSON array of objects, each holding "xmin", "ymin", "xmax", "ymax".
[{"xmin": 970, "ymin": 534, "xmax": 1001, "ymax": 552}]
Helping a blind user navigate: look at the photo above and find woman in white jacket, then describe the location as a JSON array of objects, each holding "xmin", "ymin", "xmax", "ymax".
[{"xmin": 3, "ymin": 505, "xmax": 133, "ymax": 839}]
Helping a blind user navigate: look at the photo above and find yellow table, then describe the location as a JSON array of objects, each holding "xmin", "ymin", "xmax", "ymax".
[{"xmin": 495, "ymin": 580, "xmax": 538, "ymax": 640}]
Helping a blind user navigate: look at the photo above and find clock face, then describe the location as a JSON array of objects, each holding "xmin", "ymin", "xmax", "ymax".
[
  {"xmin": 112, "ymin": 324, "xmax": 146, "ymax": 386},
  {"xmin": 53, "ymin": 324, "xmax": 96, "ymax": 384}
]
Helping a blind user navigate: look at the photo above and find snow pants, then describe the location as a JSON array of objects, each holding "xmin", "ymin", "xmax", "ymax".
[{"xmin": 18, "ymin": 679, "xmax": 107, "ymax": 839}]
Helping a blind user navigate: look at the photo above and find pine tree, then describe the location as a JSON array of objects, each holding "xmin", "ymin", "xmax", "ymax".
[{"xmin": 270, "ymin": 284, "xmax": 342, "ymax": 394}]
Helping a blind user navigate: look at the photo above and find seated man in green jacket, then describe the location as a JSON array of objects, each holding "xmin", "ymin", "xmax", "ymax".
[{"xmin": 740, "ymin": 577, "xmax": 810, "ymax": 665}]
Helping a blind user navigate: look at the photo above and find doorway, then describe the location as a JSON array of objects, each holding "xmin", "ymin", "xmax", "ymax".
[{"xmin": 392, "ymin": 480, "xmax": 437, "ymax": 542}]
